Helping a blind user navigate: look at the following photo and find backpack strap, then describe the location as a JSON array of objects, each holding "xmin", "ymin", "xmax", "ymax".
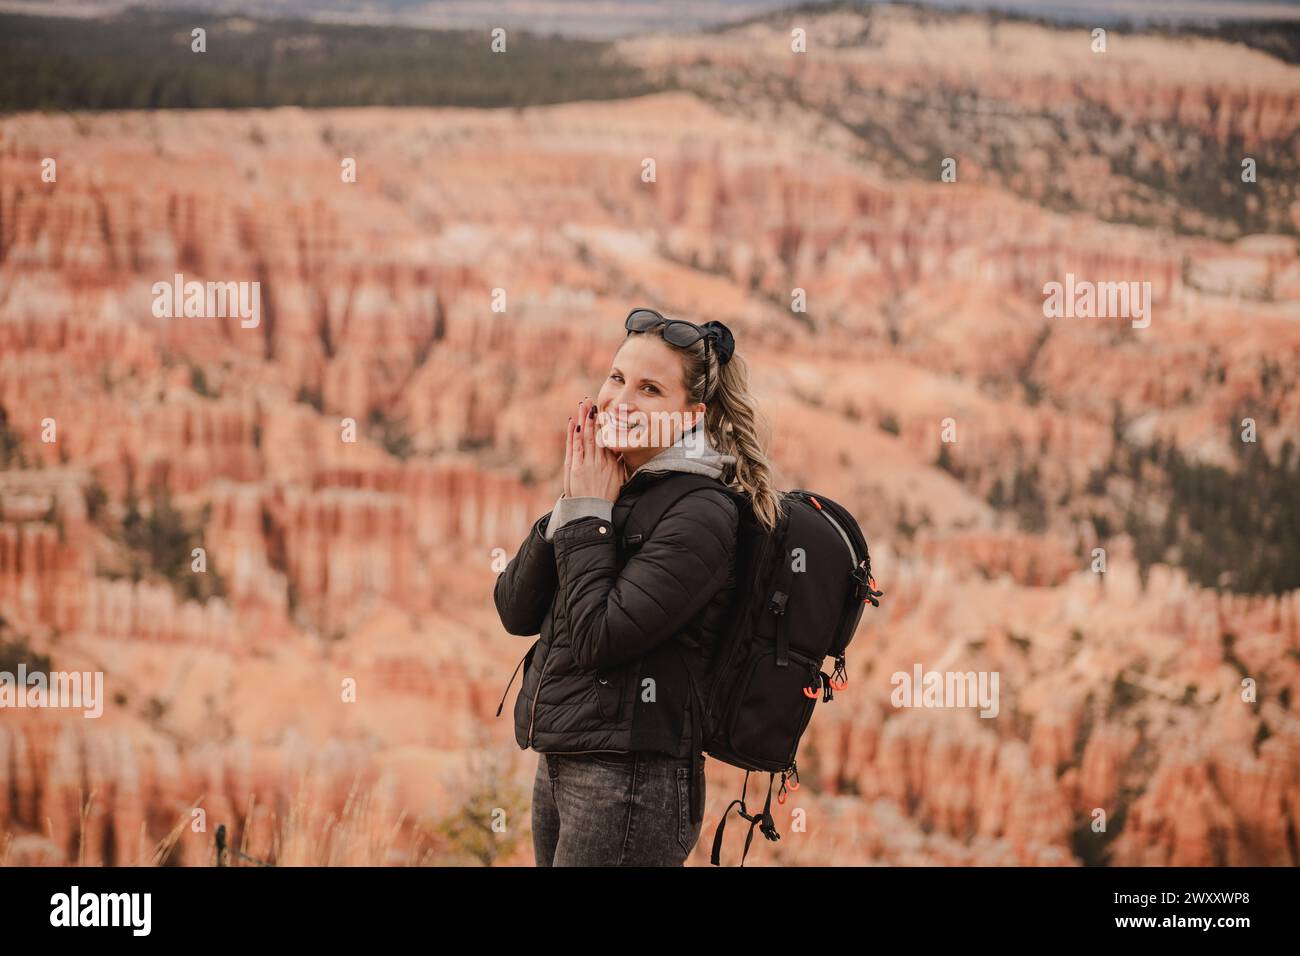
[
  {"xmin": 758, "ymin": 551, "xmax": 796, "ymax": 667},
  {"xmin": 671, "ymin": 642, "xmax": 708, "ymax": 824},
  {"xmin": 709, "ymin": 771, "xmax": 781, "ymax": 866},
  {"xmin": 619, "ymin": 472, "xmax": 733, "ymax": 556},
  {"xmin": 619, "ymin": 472, "xmax": 735, "ymax": 826}
]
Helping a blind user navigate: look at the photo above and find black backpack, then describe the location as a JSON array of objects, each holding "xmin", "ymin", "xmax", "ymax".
[{"xmin": 620, "ymin": 473, "xmax": 883, "ymax": 866}]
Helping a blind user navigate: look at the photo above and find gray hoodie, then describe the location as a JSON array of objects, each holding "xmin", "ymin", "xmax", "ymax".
[{"xmin": 543, "ymin": 420, "xmax": 737, "ymax": 539}]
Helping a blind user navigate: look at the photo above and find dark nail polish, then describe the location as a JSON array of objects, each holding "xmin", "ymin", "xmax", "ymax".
[{"xmin": 588, "ymin": 405, "xmax": 596, "ymax": 419}]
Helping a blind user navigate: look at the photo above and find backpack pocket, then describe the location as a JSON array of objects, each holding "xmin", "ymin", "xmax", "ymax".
[{"xmin": 717, "ymin": 641, "xmax": 821, "ymax": 771}]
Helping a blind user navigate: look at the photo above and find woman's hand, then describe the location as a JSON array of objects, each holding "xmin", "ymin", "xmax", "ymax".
[{"xmin": 568, "ymin": 398, "xmax": 625, "ymax": 502}]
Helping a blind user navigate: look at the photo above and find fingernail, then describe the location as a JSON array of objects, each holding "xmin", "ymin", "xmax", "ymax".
[{"xmin": 588, "ymin": 405, "xmax": 596, "ymax": 419}]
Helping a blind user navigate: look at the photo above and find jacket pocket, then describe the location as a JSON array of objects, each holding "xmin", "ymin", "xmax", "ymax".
[{"xmin": 592, "ymin": 668, "xmax": 626, "ymax": 723}]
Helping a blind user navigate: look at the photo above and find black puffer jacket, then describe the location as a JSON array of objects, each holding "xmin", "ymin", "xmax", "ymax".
[{"xmin": 494, "ymin": 438, "xmax": 740, "ymax": 763}]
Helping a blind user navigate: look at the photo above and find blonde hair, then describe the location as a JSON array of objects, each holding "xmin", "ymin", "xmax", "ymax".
[{"xmin": 630, "ymin": 325, "xmax": 784, "ymax": 533}]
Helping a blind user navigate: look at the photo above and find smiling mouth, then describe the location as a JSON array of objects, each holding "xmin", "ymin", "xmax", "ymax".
[{"xmin": 600, "ymin": 414, "xmax": 647, "ymax": 445}]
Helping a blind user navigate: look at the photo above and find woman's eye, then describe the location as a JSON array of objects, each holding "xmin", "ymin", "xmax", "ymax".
[
  {"xmin": 609, "ymin": 373, "xmax": 622, "ymax": 382},
  {"xmin": 643, "ymin": 385, "xmax": 659, "ymax": 394}
]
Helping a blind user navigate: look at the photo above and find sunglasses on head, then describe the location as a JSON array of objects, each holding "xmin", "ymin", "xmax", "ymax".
[
  {"xmin": 624, "ymin": 308, "xmax": 711, "ymax": 347},
  {"xmin": 624, "ymin": 308, "xmax": 716, "ymax": 397}
]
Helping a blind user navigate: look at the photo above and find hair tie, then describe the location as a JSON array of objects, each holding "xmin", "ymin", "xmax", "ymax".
[{"xmin": 700, "ymin": 321, "xmax": 735, "ymax": 365}]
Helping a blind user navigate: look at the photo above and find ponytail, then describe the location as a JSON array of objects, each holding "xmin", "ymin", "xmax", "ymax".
[
  {"xmin": 635, "ymin": 324, "xmax": 784, "ymax": 532},
  {"xmin": 703, "ymin": 349, "xmax": 784, "ymax": 533}
]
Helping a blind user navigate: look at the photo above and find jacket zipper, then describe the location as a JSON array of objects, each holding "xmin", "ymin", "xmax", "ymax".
[{"xmin": 527, "ymin": 645, "xmax": 551, "ymax": 747}]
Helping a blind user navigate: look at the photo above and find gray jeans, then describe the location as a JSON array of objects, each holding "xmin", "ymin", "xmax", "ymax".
[{"xmin": 531, "ymin": 750, "xmax": 704, "ymax": 866}]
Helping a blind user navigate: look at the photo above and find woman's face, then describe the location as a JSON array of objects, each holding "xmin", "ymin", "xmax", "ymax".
[{"xmin": 596, "ymin": 335, "xmax": 705, "ymax": 452}]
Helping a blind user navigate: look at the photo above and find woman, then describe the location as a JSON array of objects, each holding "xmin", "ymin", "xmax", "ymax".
[{"xmin": 493, "ymin": 308, "xmax": 782, "ymax": 866}]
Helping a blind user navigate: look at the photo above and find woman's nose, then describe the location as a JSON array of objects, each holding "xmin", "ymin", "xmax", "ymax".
[{"xmin": 604, "ymin": 391, "xmax": 637, "ymax": 414}]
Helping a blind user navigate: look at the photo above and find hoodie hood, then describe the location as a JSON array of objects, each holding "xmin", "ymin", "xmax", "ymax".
[{"xmin": 629, "ymin": 420, "xmax": 737, "ymax": 482}]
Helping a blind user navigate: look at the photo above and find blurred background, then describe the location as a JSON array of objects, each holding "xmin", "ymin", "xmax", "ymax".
[{"xmin": 1, "ymin": 0, "xmax": 1298, "ymax": 866}]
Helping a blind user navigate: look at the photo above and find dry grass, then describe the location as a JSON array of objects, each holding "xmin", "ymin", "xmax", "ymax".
[
  {"xmin": 2, "ymin": 785, "xmax": 422, "ymax": 866},
  {"xmin": 269, "ymin": 777, "xmax": 411, "ymax": 866},
  {"xmin": 2, "ymin": 743, "xmax": 533, "ymax": 866}
]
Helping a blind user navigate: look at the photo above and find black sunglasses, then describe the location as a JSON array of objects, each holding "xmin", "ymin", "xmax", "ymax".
[
  {"xmin": 625, "ymin": 308, "xmax": 710, "ymax": 346},
  {"xmin": 624, "ymin": 308, "xmax": 714, "ymax": 397}
]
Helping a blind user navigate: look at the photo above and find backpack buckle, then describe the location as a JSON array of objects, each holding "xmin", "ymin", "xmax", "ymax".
[
  {"xmin": 769, "ymin": 591, "xmax": 788, "ymax": 616},
  {"xmin": 853, "ymin": 564, "xmax": 883, "ymax": 606}
]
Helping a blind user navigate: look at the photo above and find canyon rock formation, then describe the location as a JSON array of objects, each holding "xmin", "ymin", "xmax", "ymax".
[{"xmin": 1, "ymin": 6, "xmax": 1297, "ymax": 866}]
